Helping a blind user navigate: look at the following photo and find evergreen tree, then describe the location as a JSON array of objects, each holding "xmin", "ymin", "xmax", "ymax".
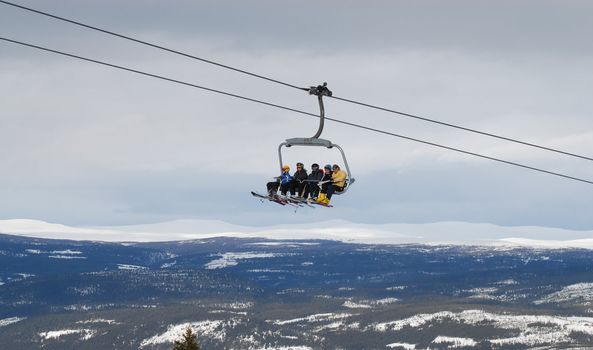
[{"xmin": 172, "ymin": 326, "xmax": 201, "ymax": 350}]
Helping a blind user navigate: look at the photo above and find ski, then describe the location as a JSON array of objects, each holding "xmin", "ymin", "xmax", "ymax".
[
  {"xmin": 296, "ymin": 199, "xmax": 316, "ymax": 209},
  {"xmin": 283, "ymin": 196, "xmax": 315, "ymax": 208},
  {"xmin": 277, "ymin": 195, "xmax": 305, "ymax": 207},
  {"xmin": 251, "ymin": 191, "xmax": 288, "ymax": 206},
  {"xmin": 251, "ymin": 192, "xmax": 331, "ymax": 208}
]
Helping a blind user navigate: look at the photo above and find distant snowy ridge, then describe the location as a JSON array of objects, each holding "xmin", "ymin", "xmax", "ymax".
[
  {"xmin": 498, "ymin": 237, "xmax": 593, "ymax": 249},
  {"xmin": 534, "ymin": 283, "xmax": 593, "ymax": 305},
  {"xmin": 1, "ymin": 218, "xmax": 593, "ymax": 249},
  {"xmin": 0, "ymin": 317, "xmax": 26, "ymax": 327},
  {"xmin": 39, "ymin": 328, "xmax": 96, "ymax": 341},
  {"xmin": 205, "ymin": 252, "xmax": 293, "ymax": 269},
  {"xmin": 117, "ymin": 264, "xmax": 147, "ymax": 270},
  {"xmin": 432, "ymin": 336, "xmax": 477, "ymax": 348},
  {"xmin": 386, "ymin": 343, "xmax": 416, "ymax": 350},
  {"xmin": 48, "ymin": 255, "xmax": 87, "ymax": 259},
  {"xmin": 75, "ymin": 318, "xmax": 120, "ymax": 325},
  {"xmin": 342, "ymin": 297, "xmax": 399, "ymax": 309},
  {"xmin": 269, "ymin": 313, "xmax": 354, "ymax": 326}
]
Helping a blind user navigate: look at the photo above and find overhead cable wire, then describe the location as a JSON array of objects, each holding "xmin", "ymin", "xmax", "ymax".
[
  {"xmin": 329, "ymin": 95, "xmax": 593, "ymax": 162},
  {"xmin": 2, "ymin": 0, "xmax": 591, "ymax": 164},
  {"xmin": 2, "ymin": 36, "xmax": 593, "ymax": 187},
  {"xmin": 0, "ymin": 0, "xmax": 304, "ymax": 90}
]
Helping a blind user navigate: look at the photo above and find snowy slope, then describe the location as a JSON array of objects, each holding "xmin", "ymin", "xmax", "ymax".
[{"xmin": 1, "ymin": 219, "xmax": 593, "ymax": 248}]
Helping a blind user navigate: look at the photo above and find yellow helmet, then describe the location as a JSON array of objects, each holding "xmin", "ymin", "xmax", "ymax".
[{"xmin": 282, "ymin": 165, "xmax": 290, "ymax": 171}]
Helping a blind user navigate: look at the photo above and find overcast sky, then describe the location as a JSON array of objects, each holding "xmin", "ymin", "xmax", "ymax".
[{"xmin": 1, "ymin": 0, "xmax": 592, "ymax": 229}]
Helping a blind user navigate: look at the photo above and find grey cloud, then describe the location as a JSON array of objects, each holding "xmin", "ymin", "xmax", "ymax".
[
  {"xmin": 2, "ymin": 0, "xmax": 593, "ymax": 55},
  {"xmin": 1, "ymin": 0, "xmax": 592, "ymax": 228}
]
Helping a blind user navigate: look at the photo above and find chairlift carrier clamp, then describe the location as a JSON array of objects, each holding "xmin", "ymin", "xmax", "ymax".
[{"xmin": 278, "ymin": 83, "xmax": 355, "ymax": 194}]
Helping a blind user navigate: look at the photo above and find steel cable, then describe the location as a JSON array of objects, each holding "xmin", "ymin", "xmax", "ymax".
[
  {"xmin": 1, "ymin": 36, "xmax": 592, "ymax": 186},
  {"xmin": 1, "ymin": 0, "xmax": 591, "ymax": 163}
]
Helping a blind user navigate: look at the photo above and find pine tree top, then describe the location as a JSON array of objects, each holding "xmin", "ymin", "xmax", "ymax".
[{"xmin": 172, "ymin": 326, "xmax": 201, "ymax": 350}]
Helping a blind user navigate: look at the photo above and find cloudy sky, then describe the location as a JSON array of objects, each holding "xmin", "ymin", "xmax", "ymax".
[{"xmin": 1, "ymin": 0, "xmax": 592, "ymax": 229}]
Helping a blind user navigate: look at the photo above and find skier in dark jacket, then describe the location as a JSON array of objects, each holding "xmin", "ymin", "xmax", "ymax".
[
  {"xmin": 305, "ymin": 163, "xmax": 323, "ymax": 200},
  {"xmin": 267, "ymin": 165, "xmax": 293, "ymax": 196},
  {"xmin": 290, "ymin": 162, "xmax": 308, "ymax": 197}
]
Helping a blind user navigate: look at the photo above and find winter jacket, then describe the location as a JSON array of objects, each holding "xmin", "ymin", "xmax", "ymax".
[
  {"xmin": 293, "ymin": 169, "xmax": 308, "ymax": 183},
  {"xmin": 279, "ymin": 172, "xmax": 293, "ymax": 185},
  {"xmin": 331, "ymin": 170, "xmax": 347, "ymax": 188},
  {"xmin": 307, "ymin": 169, "xmax": 323, "ymax": 182}
]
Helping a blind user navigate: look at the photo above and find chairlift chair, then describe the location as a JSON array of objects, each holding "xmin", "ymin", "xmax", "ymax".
[{"xmin": 277, "ymin": 83, "xmax": 355, "ymax": 195}]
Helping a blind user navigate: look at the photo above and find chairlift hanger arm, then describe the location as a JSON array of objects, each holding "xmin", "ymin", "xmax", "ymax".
[{"xmin": 308, "ymin": 83, "xmax": 332, "ymax": 139}]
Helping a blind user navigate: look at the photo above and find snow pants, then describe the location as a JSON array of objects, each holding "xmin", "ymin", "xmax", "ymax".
[
  {"xmin": 322, "ymin": 183, "xmax": 344, "ymax": 200},
  {"xmin": 267, "ymin": 181, "xmax": 290, "ymax": 196}
]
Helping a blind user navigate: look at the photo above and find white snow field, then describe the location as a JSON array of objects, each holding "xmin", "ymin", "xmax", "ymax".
[
  {"xmin": 372, "ymin": 310, "xmax": 593, "ymax": 347},
  {"xmin": 39, "ymin": 328, "xmax": 96, "ymax": 341},
  {"xmin": 269, "ymin": 313, "xmax": 354, "ymax": 326},
  {"xmin": 134, "ymin": 309, "xmax": 593, "ymax": 348},
  {"xmin": 140, "ymin": 320, "xmax": 223, "ymax": 347},
  {"xmin": 534, "ymin": 282, "xmax": 593, "ymax": 305},
  {"xmin": 432, "ymin": 336, "xmax": 477, "ymax": 348},
  {"xmin": 2, "ymin": 219, "xmax": 593, "ymax": 248},
  {"xmin": 0, "ymin": 317, "xmax": 26, "ymax": 327},
  {"xmin": 117, "ymin": 264, "xmax": 147, "ymax": 270},
  {"xmin": 204, "ymin": 252, "xmax": 292, "ymax": 269},
  {"xmin": 386, "ymin": 343, "xmax": 416, "ymax": 349}
]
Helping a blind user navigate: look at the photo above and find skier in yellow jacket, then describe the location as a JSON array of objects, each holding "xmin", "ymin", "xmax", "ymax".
[{"xmin": 317, "ymin": 164, "xmax": 347, "ymax": 205}]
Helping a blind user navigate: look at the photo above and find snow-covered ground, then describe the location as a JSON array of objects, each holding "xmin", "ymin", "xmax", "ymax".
[
  {"xmin": 51, "ymin": 249, "xmax": 83, "ymax": 255},
  {"xmin": 342, "ymin": 298, "xmax": 399, "ymax": 309},
  {"xmin": 0, "ymin": 317, "xmax": 26, "ymax": 327},
  {"xmin": 2, "ymin": 219, "xmax": 593, "ymax": 248},
  {"xmin": 21, "ymin": 247, "xmax": 87, "ymax": 259},
  {"xmin": 343, "ymin": 300, "xmax": 373, "ymax": 309},
  {"xmin": 245, "ymin": 242, "xmax": 320, "ymax": 247},
  {"xmin": 269, "ymin": 313, "xmax": 354, "ymax": 326},
  {"xmin": 117, "ymin": 264, "xmax": 147, "ymax": 270},
  {"xmin": 205, "ymin": 252, "xmax": 292, "ymax": 269},
  {"xmin": 460, "ymin": 287, "xmax": 527, "ymax": 302},
  {"xmin": 432, "ymin": 336, "xmax": 477, "ymax": 348},
  {"xmin": 139, "ymin": 319, "xmax": 235, "ymax": 347},
  {"xmin": 372, "ymin": 309, "xmax": 593, "ymax": 347},
  {"xmin": 534, "ymin": 282, "xmax": 593, "ymax": 305},
  {"xmin": 75, "ymin": 319, "xmax": 120, "ymax": 325},
  {"xmin": 48, "ymin": 255, "xmax": 87, "ymax": 259},
  {"xmin": 39, "ymin": 328, "xmax": 96, "ymax": 341},
  {"xmin": 386, "ymin": 342, "xmax": 416, "ymax": 349}
]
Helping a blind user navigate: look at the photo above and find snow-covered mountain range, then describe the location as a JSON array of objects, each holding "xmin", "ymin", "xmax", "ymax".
[
  {"xmin": 1, "ymin": 219, "xmax": 592, "ymax": 248},
  {"xmin": 2, "ymin": 231, "xmax": 593, "ymax": 349}
]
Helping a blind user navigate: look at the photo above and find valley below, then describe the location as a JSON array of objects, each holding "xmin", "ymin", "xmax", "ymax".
[{"xmin": 1, "ymin": 233, "xmax": 593, "ymax": 349}]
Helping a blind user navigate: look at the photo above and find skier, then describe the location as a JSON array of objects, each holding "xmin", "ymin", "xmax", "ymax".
[
  {"xmin": 317, "ymin": 164, "xmax": 333, "ymax": 204},
  {"xmin": 290, "ymin": 162, "xmax": 308, "ymax": 197},
  {"xmin": 266, "ymin": 165, "xmax": 293, "ymax": 196},
  {"xmin": 318, "ymin": 164, "xmax": 347, "ymax": 205},
  {"xmin": 305, "ymin": 163, "xmax": 323, "ymax": 200}
]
